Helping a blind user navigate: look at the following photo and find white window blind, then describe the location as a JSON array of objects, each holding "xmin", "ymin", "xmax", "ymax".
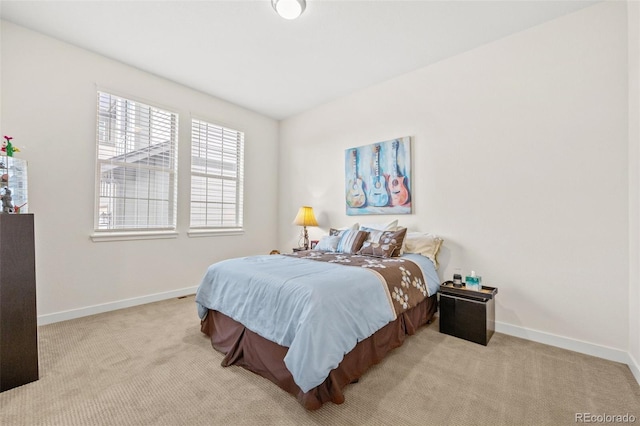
[
  {"xmin": 95, "ymin": 92, "xmax": 178, "ymax": 232},
  {"xmin": 190, "ymin": 119, "xmax": 244, "ymax": 230}
]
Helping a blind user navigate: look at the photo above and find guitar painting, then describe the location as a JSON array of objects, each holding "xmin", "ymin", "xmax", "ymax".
[
  {"xmin": 346, "ymin": 137, "xmax": 411, "ymax": 215},
  {"xmin": 346, "ymin": 149, "xmax": 366, "ymax": 208},
  {"xmin": 388, "ymin": 140, "xmax": 410, "ymax": 207},
  {"xmin": 368, "ymin": 145, "xmax": 389, "ymax": 207}
]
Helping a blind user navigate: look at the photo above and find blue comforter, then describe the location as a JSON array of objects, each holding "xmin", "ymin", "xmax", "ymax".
[{"xmin": 195, "ymin": 253, "xmax": 439, "ymax": 393}]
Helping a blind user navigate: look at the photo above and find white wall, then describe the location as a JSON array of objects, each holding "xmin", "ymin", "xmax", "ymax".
[
  {"xmin": 279, "ymin": 2, "xmax": 630, "ymax": 358},
  {"xmin": 0, "ymin": 21, "xmax": 279, "ymax": 322}
]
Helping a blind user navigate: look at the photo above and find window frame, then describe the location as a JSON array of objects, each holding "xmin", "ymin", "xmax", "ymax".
[
  {"xmin": 91, "ymin": 90, "xmax": 179, "ymax": 241},
  {"xmin": 188, "ymin": 117, "xmax": 245, "ymax": 237}
]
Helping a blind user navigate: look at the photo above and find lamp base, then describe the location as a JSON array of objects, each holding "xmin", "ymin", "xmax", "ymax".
[
  {"xmin": 303, "ymin": 226, "xmax": 309, "ymax": 250},
  {"xmin": 298, "ymin": 227, "xmax": 308, "ymax": 250}
]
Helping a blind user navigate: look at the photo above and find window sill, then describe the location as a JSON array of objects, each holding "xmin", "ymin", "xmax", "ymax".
[
  {"xmin": 188, "ymin": 228, "xmax": 244, "ymax": 238},
  {"xmin": 90, "ymin": 230, "xmax": 179, "ymax": 242}
]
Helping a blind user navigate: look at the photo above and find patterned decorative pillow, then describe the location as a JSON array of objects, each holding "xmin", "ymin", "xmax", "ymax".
[
  {"xmin": 329, "ymin": 228, "xmax": 344, "ymax": 237},
  {"xmin": 336, "ymin": 229, "xmax": 369, "ymax": 254},
  {"xmin": 358, "ymin": 227, "xmax": 407, "ymax": 258}
]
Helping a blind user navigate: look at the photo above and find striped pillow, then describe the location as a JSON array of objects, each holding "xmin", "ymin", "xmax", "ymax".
[
  {"xmin": 329, "ymin": 223, "xmax": 360, "ymax": 237},
  {"xmin": 336, "ymin": 230, "xmax": 369, "ymax": 254}
]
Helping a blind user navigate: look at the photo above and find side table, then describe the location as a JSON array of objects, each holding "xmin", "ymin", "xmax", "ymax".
[{"xmin": 438, "ymin": 282, "xmax": 498, "ymax": 346}]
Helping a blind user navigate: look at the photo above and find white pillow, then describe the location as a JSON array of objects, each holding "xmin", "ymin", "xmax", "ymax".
[
  {"xmin": 359, "ymin": 219, "xmax": 398, "ymax": 231},
  {"xmin": 331, "ymin": 223, "xmax": 360, "ymax": 233},
  {"xmin": 360, "ymin": 227, "xmax": 385, "ymax": 244},
  {"xmin": 313, "ymin": 235, "xmax": 341, "ymax": 252},
  {"xmin": 401, "ymin": 232, "xmax": 444, "ymax": 268}
]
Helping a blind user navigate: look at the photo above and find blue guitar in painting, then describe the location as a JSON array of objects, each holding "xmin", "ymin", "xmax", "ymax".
[{"xmin": 368, "ymin": 144, "xmax": 389, "ymax": 207}]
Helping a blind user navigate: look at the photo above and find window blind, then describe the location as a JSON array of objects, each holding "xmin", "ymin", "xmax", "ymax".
[
  {"xmin": 95, "ymin": 92, "xmax": 178, "ymax": 231},
  {"xmin": 190, "ymin": 119, "xmax": 244, "ymax": 229}
]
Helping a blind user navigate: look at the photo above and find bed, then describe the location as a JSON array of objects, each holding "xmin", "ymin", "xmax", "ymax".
[{"xmin": 196, "ymin": 233, "xmax": 441, "ymax": 410}]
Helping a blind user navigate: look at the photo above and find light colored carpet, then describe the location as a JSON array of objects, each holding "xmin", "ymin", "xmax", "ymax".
[{"xmin": 1, "ymin": 295, "xmax": 638, "ymax": 426}]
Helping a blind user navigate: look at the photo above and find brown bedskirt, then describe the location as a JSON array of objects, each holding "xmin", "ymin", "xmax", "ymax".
[{"xmin": 200, "ymin": 294, "xmax": 438, "ymax": 410}]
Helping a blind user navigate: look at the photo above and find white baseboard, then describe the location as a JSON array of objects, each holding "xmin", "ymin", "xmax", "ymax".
[
  {"xmin": 497, "ymin": 321, "xmax": 640, "ymax": 387},
  {"xmin": 495, "ymin": 321, "xmax": 629, "ymax": 364},
  {"xmin": 628, "ymin": 352, "xmax": 640, "ymax": 385},
  {"xmin": 494, "ymin": 320, "xmax": 640, "ymax": 387},
  {"xmin": 37, "ymin": 286, "xmax": 198, "ymax": 326}
]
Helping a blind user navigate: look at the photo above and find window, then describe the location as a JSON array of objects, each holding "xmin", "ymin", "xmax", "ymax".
[
  {"xmin": 95, "ymin": 92, "xmax": 178, "ymax": 232},
  {"xmin": 190, "ymin": 119, "xmax": 244, "ymax": 230}
]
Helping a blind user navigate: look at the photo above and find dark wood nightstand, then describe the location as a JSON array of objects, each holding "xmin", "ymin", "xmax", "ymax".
[
  {"xmin": 292, "ymin": 247, "xmax": 306, "ymax": 252},
  {"xmin": 438, "ymin": 282, "xmax": 498, "ymax": 346}
]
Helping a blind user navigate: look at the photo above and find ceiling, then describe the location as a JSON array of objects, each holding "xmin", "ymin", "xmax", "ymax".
[{"xmin": 0, "ymin": 0, "xmax": 598, "ymax": 120}]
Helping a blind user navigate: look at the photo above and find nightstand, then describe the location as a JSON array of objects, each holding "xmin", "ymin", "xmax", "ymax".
[
  {"xmin": 292, "ymin": 247, "xmax": 306, "ymax": 252},
  {"xmin": 438, "ymin": 282, "xmax": 498, "ymax": 346}
]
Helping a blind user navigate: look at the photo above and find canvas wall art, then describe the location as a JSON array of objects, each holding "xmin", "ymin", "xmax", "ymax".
[{"xmin": 345, "ymin": 136, "xmax": 412, "ymax": 215}]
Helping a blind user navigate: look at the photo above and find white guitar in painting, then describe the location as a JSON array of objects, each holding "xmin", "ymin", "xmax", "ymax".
[{"xmin": 346, "ymin": 149, "xmax": 366, "ymax": 208}]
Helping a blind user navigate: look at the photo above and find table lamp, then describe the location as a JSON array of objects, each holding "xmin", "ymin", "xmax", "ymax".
[{"xmin": 293, "ymin": 206, "xmax": 318, "ymax": 249}]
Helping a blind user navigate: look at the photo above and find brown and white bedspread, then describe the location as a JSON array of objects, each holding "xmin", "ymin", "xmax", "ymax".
[{"xmin": 285, "ymin": 250, "xmax": 429, "ymax": 318}]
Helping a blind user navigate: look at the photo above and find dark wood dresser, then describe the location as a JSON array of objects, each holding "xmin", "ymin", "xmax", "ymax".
[{"xmin": 0, "ymin": 214, "xmax": 38, "ymax": 392}]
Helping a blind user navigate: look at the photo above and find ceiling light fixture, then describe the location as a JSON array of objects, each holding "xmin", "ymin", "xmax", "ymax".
[{"xmin": 272, "ymin": 0, "xmax": 306, "ymax": 20}]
